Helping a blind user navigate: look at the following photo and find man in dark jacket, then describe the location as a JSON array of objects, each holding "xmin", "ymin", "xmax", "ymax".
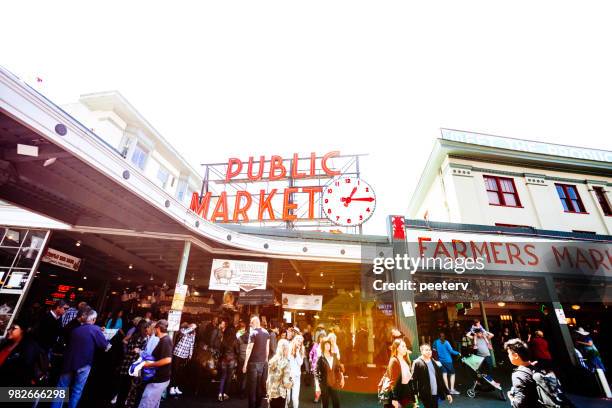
[
  {"xmin": 412, "ymin": 343, "xmax": 452, "ymax": 408},
  {"xmin": 504, "ymin": 338, "xmax": 539, "ymax": 408},
  {"xmin": 35, "ymin": 300, "xmax": 68, "ymax": 353}
]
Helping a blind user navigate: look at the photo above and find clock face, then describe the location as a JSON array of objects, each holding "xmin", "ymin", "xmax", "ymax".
[{"xmin": 322, "ymin": 177, "xmax": 376, "ymax": 226}]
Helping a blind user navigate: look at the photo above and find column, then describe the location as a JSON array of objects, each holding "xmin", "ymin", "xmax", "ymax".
[{"xmin": 388, "ymin": 215, "xmax": 419, "ymax": 356}]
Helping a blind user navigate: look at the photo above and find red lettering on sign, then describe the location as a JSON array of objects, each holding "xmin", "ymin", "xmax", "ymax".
[
  {"xmin": 505, "ymin": 243, "xmax": 525, "ymax": 265},
  {"xmin": 233, "ymin": 191, "xmax": 252, "ymax": 222},
  {"xmin": 190, "ymin": 192, "xmax": 212, "ymax": 218},
  {"xmin": 418, "ymin": 236, "xmax": 431, "ymax": 257},
  {"xmin": 575, "ymin": 248, "xmax": 593, "ymax": 269},
  {"xmin": 433, "ymin": 239, "xmax": 451, "ymax": 258},
  {"xmin": 588, "ymin": 249, "xmax": 609, "ymax": 271},
  {"xmin": 283, "ymin": 188, "xmax": 299, "ymax": 221},
  {"xmin": 524, "ymin": 244, "xmax": 539, "ymax": 266},
  {"xmin": 302, "ymin": 186, "xmax": 323, "ymax": 218},
  {"xmin": 321, "ymin": 151, "xmax": 341, "ymax": 176},
  {"xmin": 247, "ymin": 156, "xmax": 265, "ymax": 181},
  {"xmin": 226, "ymin": 158, "xmax": 243, "ymax": 181},
  {"xmin": 269, "ymin": 156, "xmax": 287, "ymax": 181},
  {"xmin": 470, "ymin": 241, "xmax": 491, "ymax": 263},
  {"xmin": 552, "ymin": 246, "xmax": 573, "ymax": 267},
  {"xmin": 258, "ymin": 189, "xmax": 277, "ymax": 220},
  {"xmin": 210, "ymin": 192, "xmax": 229, "ymax": 222},
  {"xmin": 291, "ymin": 154, "xmax": 308, "ymax": 179},
  {"xmin": 490, "ymin": 242, "xmax": 507, "ymax": 264},
  {"xmin": 451, "ymin": 239, "xmax": 467, "ymax": 258}
]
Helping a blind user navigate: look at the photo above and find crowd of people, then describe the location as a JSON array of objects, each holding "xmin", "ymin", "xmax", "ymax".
[{"xmin": 0, "ymin": 298, "xmax": 606, "ymax": 408}]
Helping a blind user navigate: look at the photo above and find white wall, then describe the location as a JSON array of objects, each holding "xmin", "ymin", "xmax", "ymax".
[{"xmin": 416, "ymin": 156, "xmax": 612, "ymax": 234}]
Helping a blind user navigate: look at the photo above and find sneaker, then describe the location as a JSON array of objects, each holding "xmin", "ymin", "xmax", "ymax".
[
  {"xmin": 218, "ymin": 394, "xmax": 223, "ymax": 402},
  {"xmin": 450, "ymin": 389, "xmax": 460, "ymax": 395},
  {"xmin": 223, "ymin": 394, "xmax": 229, "ymax": 400},
  {"xmin": 169, "ymin": 387, "xmax": 176, "ymax": 396},
  {"xmin": 110, "ymin": 395, "xmax": 117, "ymax": 404},
  {"xmin": 175, "ymin": 387, "xmax": 183, "ymax": 395}
]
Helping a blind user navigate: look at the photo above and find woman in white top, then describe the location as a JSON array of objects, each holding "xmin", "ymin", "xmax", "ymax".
[{"xmin": 289, "ymin": 335, "xmax": 305, "ymax": 408}]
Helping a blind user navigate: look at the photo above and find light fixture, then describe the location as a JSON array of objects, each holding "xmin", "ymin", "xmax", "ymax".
[
  {"xmin": 320, "ymin": 272, "xmax": 324, "ymax": 277},
  {"xmin": 497, "ymin": 302, "xmax": 506, "ymax": 307},
  {"xmin": 150, "ymin": 274, "xmax": 154, "ymax": 281},
  {"xmin": 302, "ymin": 285, "xmax": 306, "ymax": 290},
  {"xmin": 190, "ymin": 275, "xmax": 195, "ymax": 281},
  {"xmin": 77, "ymin": 287, "xmax": 83, "ymax": 291},
  {"xmin": 279, "ymin": 273, "xmax": 284, "ymax": 284},
  {"xmin": 206, "ymin": 295, "xmax": 215, "ymax": 305},
  {"xmin": 296, "ymin": 272, "xmax": 300, "ymax": 276},
  {"xmin": 193, "ymin": 291, "xmax": 200, "ymax": 296},
  {"xmin": 571, "ymin": 304, "xmax": 581, "ymax": 310},
  {"xmin": 128, "ymin": 264, "xmax": 133, "ymax": 270},
  {"xmin": 314, "ymin": 314, "xmax": 320, "ymax": 320},
  {"xmin": 83, "ymin": 275, "xmax": 87, "ymax": 280},
  {"xmin": 117, "ymin": 275, "xmax": 122, "ymax": 281},
  {"xmin": 43, "ymin": 157, "xmax": 57, "ymax": 167},
  {"xmin": 75, "ymin": 240, "xmax": 81, "ymax": 247}
]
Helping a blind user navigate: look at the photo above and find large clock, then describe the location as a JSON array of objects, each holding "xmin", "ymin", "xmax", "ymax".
[{"xmin": 322, "ymin": 177, "xmax": 376, "ymax": 226}]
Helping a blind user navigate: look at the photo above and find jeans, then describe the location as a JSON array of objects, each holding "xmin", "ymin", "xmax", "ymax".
[
  {"xmin": 50, "ymin": 365, "xmax": 92, "ymax": 408},
  {"xmin": 321, "ymin": 385, "xmax": 339, "ymax": 408},
  {"xmin": 482, "ymin": 355, "xmax": 493, "ymax": 374},
  {"xmin": 170, "ymin": 356, "xmax": 188, "ymax": 389},
  {"xmin": 422, "ymin": 395, "xmax": 439, "ymax": 408},
  {"xmin": 138, "ymin": 380, "xmax": 170, "ymax": 408},
  {"xmin": 269, "ymin": 397, "xmax": 286, "ymax": 408},
  {"xmin": 219, "ymin": 359, "xmax": 236, "ymax": 395},
  {"xmin": 290, "ymin": 378, "xmax": 301, "ymax": 408},
  {"xmin": 247, "ymin": 362, "xmax": 268, "ymax": 408}
]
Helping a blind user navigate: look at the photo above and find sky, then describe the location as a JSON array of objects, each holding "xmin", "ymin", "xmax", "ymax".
[{"xmin": 2, "ymin": 1, "xmax": 612, "ymax": 235}]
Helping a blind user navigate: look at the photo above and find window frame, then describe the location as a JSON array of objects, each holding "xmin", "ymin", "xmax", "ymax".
[
  {"xmin": 483, "ymin": 175, "xmax": 522, "ymax": 208},
  {"xmin": 555, "ymin": 183, "xmax": 587, "ymax": 214},
  {"xmin": 593, "ymin": 186, "xmax": 612, "ymax": 216},
  {"xmin": 130, "ymin": 143, "xmax": 149, "ymax": 170},
  {"xmin": 156, "ymin": 166, "xmax": 171, "ymax": 189}
]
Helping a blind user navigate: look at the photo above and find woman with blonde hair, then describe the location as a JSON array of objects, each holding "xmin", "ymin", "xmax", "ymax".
[
  {"xmin": 309, "ymin": 332, "xmax": 326, "ymax": 403},
  {"xmin": 289, "ymin": 335, "xmax": 305, "ymax": 408},
  {"xmin": 266, "ymin": 339, "xmax": 293, "ymax": 408},
  {"xmin": 383, "ymin": 339, "xmax": 415, "ymax": 408}
]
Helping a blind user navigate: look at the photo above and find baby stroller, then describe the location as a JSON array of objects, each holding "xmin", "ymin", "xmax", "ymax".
[{"xmin": 461, "ymin": 354, "xmax": 506, "ymax": 401}]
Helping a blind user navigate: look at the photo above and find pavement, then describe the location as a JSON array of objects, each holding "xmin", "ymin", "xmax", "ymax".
[{"xmin": 160, "ymin": 372, "xmax": 612, "ymax": 408}]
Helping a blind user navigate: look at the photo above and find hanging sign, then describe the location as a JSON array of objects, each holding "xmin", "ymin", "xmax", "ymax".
[
  {"xmin": 171, "ymin": 284, "xmax": 188, "ymax": 311},
  {"xmin": 168, "ymin": 310, "xmax": 182, "ymax": 332},
  {"xmin": 238, "ymin": 290, "xmax": 275, "ymax": 305},
  {"xmin": 209, "ymin": 259, "xmax": 268, "ymax": 292},
  {"xmin": 281, "ymin": 293, "xmax": 323, "ymax": 311},
  {"xmin": 42, "ymin": 248, "xmax": 82, "ymax": 271}
]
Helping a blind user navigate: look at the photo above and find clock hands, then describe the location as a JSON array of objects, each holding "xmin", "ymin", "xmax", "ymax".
[
  {"xmin": 342, "ymin": 187, "xmax": 358, "ymax": 207},
  {"xmin": 347, "ymin": 197, "xmax": 375, "ymax": 202}
]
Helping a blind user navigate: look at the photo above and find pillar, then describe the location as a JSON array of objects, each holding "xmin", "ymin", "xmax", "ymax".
[
  {"xmin": 543, "ymin": 275, "xmax": 577, "ymax": 367},
  {"xmin": 388, "ymin": 216, "xmax": 420, "ymax": 356}
]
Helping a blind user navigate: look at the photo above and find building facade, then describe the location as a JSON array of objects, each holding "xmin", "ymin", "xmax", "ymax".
[{"xmin": 409, "ymin": 129, "xmax": 612, "ymax": 235}]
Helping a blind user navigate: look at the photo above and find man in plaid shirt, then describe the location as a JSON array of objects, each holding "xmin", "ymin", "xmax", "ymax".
[
  {"xmin": 168, "ymin": 323, "xmax": 197, "ymax": 396},
  {"xmin": 61, "ymin": 301, "xmax": 87, "ymax": 327}
]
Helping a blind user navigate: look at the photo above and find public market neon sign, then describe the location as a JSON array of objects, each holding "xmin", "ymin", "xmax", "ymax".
[{"xmin": 190, "ymin": 151, "xmax": 341, "ymax": 222}]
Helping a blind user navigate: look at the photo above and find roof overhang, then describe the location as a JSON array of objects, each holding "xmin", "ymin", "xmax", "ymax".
[{"xmin": 1, "ymin": 67, "xmax": 388, "ymax": 263}]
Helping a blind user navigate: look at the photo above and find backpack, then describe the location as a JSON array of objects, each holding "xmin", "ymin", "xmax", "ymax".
[
  {"xmin": 377, "ymin": 357, "xmax": 396, "ymax": 404},
  {"xmin": 528, "ymin": 366, "xmax": 575, "ymax": 408}
]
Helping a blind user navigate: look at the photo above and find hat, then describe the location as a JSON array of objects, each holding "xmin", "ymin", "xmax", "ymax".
[{"xmin": 575, "ymin": 327, "xmax": 589, "ymax": 336}]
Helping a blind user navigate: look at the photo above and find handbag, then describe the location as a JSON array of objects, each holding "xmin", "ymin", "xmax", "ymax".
[{"xmin": 377, "ymin": 358, "xmax": 396, "ymax": 404}]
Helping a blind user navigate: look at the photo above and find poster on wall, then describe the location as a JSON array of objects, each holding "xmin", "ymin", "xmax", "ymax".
[
  {"xmin": 168, "ymin": 310, "xmax": 182, "ymax": 331},
  {"xmin": 208, "ymin": 259, "xmax": 268, "ymax": 292},
  {"xmin": 281, "ymin": 293, "xmax": 323, "ymax": 311},
  {"xmin": 171, "ymin": 284, "xmax": 188, "ymax": 310},
  {"xmin": 41, "ymin": 248, "xmax": 82, "ymax": 271}
]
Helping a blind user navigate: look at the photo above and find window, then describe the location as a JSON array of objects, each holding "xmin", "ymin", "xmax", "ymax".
[
  {"xmin": 593, "ymin": 187, "xmax": 612, "ymax": 216},
  {"xmin": 130, "ymin": 143, "xmax": 148, "ymax": 170},
  {"xmin": 176, "ymin": 180, "xmax": 188, "ymax": 202},
  {"xmin": 495, "ymin": 223, "xmax": 533, "ymax": 229},
  {"xmin": 484, "ymin": 176, "xmax": 521, "ymax": 207},
  {"xmin": 555, "ymin": 184, "xmax": 586, "ymax": 213},
  {"xmin": 156, "ymin": 166, "xmax": 170, "ymax": 189}
]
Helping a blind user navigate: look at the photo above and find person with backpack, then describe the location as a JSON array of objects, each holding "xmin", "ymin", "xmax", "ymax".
[
  {"xmin": 379, "ymin": 339, "xmax": 415, "ymax": 408},
  {"xmin": 504, "ymin": 338, "xmax": 574, "ymax": 408}
]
